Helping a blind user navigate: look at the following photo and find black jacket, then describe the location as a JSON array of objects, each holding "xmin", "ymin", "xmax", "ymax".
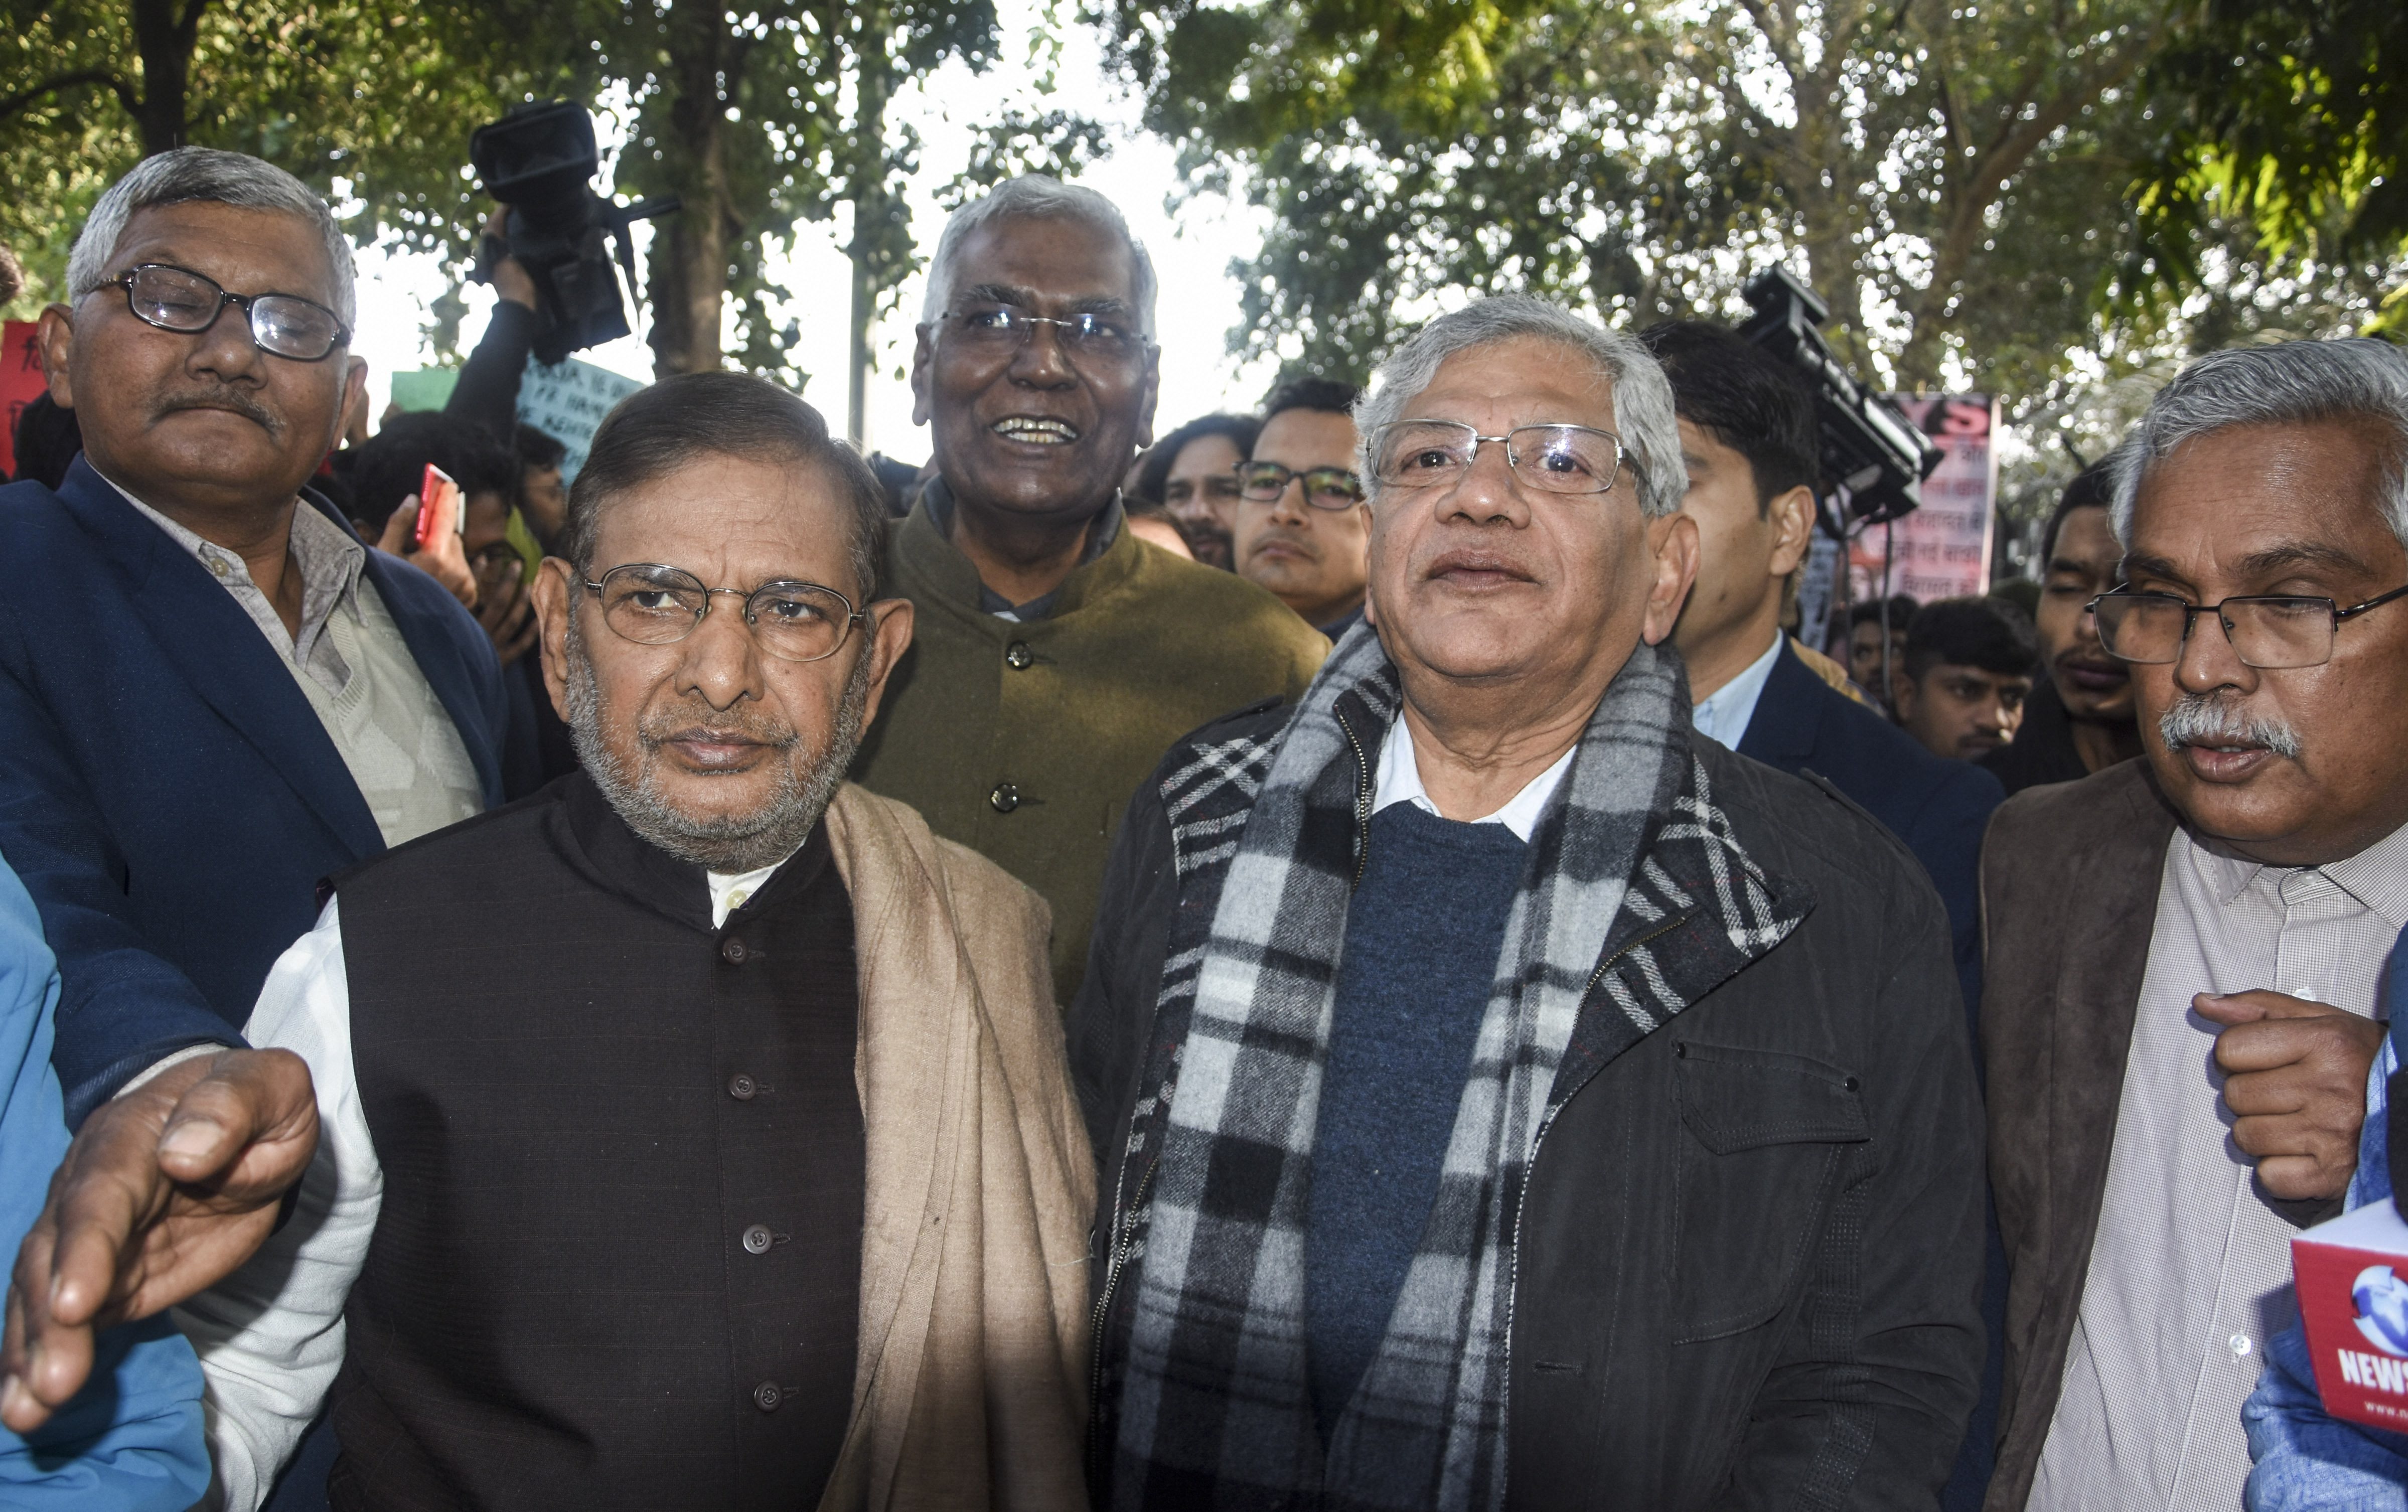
[
  {"xmin": 1069, "ymin": 700, "xmax": 1986, "ymax": 1509},
  {"xmin": 1736, "ymin": 640, "xmax": 2003, "ymax": 1043}
]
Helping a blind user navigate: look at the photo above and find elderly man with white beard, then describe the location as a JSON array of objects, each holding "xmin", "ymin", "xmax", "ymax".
[
  {"xmin": 1070, "ymin": 295, "xmax": 1985, "ymax": 1509},
  {"xmin": 1, "ymin": 374, "xmax": 1097, "ymax": 1511},
  {"xmin": 1980, "ymin": 338, "xmax": 2408, "ymax": 1512}
]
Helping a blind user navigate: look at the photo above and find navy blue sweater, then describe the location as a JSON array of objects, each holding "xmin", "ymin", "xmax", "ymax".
[{"xmin": 1306, "ymin": 802, "xmax": 1529, "ymax": 1435}]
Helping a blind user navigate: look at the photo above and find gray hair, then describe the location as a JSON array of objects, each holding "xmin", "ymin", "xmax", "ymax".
[
  {"xmin": 67, "ymin": 147, "xmax": 355, "ymax": 325},
  {"xmin": 2110, "ymin": 337, "xmax": 2408, "ymax": 550},
  {"xmin": 1354, "ymin": 294, "xmax": 1686, "ymax": 518},
  {"xmin": 920, "ymin": 174, "xmax": 1157, "ymax": 340}
]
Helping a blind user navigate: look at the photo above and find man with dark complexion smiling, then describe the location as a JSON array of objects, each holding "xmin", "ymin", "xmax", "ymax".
[
  {"xmin": 1980, "ymin": 339, "xmax": 2408, "ymax": 1511},
  {"xmin": 850, "ymin": 175, "xmax": 1325, "ymax": 1001},
  {"xmin": 1982, "ymin": 463, "xmax": 2144, "ymax": 794}
]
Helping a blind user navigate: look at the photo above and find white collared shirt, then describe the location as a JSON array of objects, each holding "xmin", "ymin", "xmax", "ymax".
[
  {"xmin": 2032, "ymin": 819, "xmax": 2408, "ymax": 1511},
  {"xmin": 1372, "ymin": 714, "xmax": 1575, "ymax": 842},
  {"xmin": 104, "ymin": 472, "xmax": 481, "ymax": 849},
  {"xmin": 1690, "ymin": 633, "xmax": 1784, "ymax": 750},
  {"xmin": 708, "ymin": 860, "xmax": 786, "ymax": 928}
]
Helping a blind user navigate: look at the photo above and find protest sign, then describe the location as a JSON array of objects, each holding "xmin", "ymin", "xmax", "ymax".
[
  {"xmin": 514, "ymin": 356, "xmax": 643, "ymax": 484},
  {"xmin": 2, "ymin": 322, "xmax": 48, "ymax": 480},
  {"xmin": 1847, "ymin": 395, "xmax": 1998, "ymax": 604}
]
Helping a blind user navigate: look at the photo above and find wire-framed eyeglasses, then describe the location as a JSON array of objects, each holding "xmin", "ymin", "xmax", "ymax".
[
  {"xmin": 2088, "ymin": 582, "xmax": 2408, "ymax": 670},
  {"xmin": 581, "ymin": 564, "xmax": 866, "ymax": 664},
  {"xmin": 941, "ymin": 303, "xmax": 1148, "ymax": 367},
  {"xmin": 107, "ymin": 264, "xmax": 351, "ymax": 362},
  {"xmin": 1368, "ymin": 420, "xmax": 1629, "ymax": 497}
]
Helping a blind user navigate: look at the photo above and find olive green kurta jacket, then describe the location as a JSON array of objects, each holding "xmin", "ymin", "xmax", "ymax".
[{"xmin": 850, "ymin": 493, "xmax": 1327, "ymax": 1002}]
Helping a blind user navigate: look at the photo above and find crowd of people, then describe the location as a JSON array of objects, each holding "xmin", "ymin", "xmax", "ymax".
[{"xmin": 0, "ymin": 141, "xmax": 2402, "ymax": 1512}]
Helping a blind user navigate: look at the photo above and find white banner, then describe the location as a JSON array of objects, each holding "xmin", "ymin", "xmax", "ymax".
[{"xmin": 1847, "ymin": 395, "xmax": 1998, "ymax": 604}]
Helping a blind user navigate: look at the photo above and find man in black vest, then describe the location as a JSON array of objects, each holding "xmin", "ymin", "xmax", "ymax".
[{"xmin": 6, "ymin": 374, "xmax": 1097, "ymax": 1511}]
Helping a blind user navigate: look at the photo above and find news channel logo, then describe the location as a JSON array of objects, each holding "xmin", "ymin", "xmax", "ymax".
[{"xmin": 2354, "ymin": 1264, "xmax": 2408, "ymax": 1358}]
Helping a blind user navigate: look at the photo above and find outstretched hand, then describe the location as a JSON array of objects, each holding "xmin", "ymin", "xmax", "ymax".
[
  {"xmin": 0, "ymin": 1048, "xmax": 318, "ymax": 1432},
  {"xmin": 377, "ymin": 496, "xmax": 479, "ymax": 609},
  {"xmin": 2198, "ymin": 989, "xmax": 2385, "ymax": 1203}
]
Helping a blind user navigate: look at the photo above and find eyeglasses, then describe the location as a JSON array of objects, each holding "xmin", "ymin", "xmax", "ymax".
[
  {"xmin": 108, "ymin": 264, "xmax": 351, "ymax": 362},
  {"xmin": 2089, "ymin": 583, "xmax": 2408, "ymax": 670},
  {"xmin": 1368, "ymin": 420, "xmax": 1628, "ymax": 497},
  {"xmin": 1234, "ymin": 460, "xmax": 1366, "ymax": 511},
  {"xmin": 581, "ymin": 564, "xmax": 865, "ymax": 663},
  {"xmin": 941, "ymin": 304, "xmax": 1147, "ymax": 368}
]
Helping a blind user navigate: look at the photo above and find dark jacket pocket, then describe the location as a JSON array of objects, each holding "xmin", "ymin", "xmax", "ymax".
[{"xmin": 1669, "ymin": 1039, "xmax": 1871, "ymax": 1343}]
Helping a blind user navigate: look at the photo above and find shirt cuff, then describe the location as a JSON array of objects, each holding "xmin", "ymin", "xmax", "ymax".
[{"xmin": 114, "ymin": 1043, "xmax": 223, "ymax": 1099}]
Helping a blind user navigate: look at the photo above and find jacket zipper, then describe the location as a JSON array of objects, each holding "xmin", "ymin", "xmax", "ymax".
[
  {"xmin": 1501, "ymin": 910, "xmax": 1690, "ymax": 1380},
  {"xmin": 1088, "ymin": 1150, "xmax": 1158, "ymax": 1480},
  {"xmin": 1337, "ymin": 709, "xmax": 1373, "ymax": 887}
]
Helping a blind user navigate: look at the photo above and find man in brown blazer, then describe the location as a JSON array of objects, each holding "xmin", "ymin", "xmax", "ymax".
[{"xmin": 1981, "ymin": 338, "xmax": 2408, "ymax": 1511}]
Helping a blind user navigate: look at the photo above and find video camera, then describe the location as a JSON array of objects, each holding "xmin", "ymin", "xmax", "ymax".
[
  {"xmin": 1736, "ymin": 266, "xmax": 1942, "ymax": 536},
  {"xmin": 469, "ymin": 102, "xmax": 680, "ymax": 365}
]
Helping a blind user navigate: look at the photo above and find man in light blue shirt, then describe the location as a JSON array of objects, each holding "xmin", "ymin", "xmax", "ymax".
[{"xmin": 0, "ymin": 846, "xmax": 209, "ymax": 1510}]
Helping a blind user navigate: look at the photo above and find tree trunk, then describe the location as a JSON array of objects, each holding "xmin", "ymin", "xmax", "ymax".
[
  {"xmin": 645, "ymin": 6, "xmax": 738, "ymax": 377},
  {"xmin": 846, "ymin": 6, "xmax": 895, "ymax": 446},
  {"xmin": 127, "ymin": 0, "xmax": 208, "ymax": 155}
]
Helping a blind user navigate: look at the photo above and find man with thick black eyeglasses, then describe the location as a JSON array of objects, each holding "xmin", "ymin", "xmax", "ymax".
[
  {"xmin": 0, "ymin": 145, "xmax": 507, "ymax": 1510},
  {"xmin": 1233, "ymin": 375, "xmax": 1373, "ymax": 637},
  {"xmin": 849, "ymin": 174, "xmax": 1325, "ymax": 1004},
  {"xmin": 1980, "ymin": 338, "xmax": 2408, "ymax": 1512}
]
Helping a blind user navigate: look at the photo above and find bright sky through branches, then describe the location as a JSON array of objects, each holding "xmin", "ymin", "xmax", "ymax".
[{"xmin": 346, "ymin": 1, "xmax": 1280, "ymax": 462}]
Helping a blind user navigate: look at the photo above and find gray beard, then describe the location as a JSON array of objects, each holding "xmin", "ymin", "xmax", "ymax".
[{"xmin": 563, "ymin": 612, "xmax": 872, "ymax": 873}]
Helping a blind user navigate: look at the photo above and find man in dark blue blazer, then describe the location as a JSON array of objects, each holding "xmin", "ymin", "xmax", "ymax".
[
  {"xmin": 0, "ymin": 148, "xmax": 504, "ymax": 1133},
  {"xmin": 1643, "ymin": 320, "xmax": 2005, "ymax": 1512}
]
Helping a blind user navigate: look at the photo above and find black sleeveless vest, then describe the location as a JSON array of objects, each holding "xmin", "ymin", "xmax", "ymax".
[{"xmin": 325, "ymin": 774, "xmax": 863, "ymax": 1511}]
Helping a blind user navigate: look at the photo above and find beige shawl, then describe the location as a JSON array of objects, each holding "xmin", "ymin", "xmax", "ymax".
[{"xmin": 815, "ymin": 783, "xmax": 1096, "ymax": 1512}]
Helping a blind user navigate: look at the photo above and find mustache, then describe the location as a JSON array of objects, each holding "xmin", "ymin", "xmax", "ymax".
[
  {"xmin": 2159, "ymin": 691, "xmax": 2303, "ymax": 760},
  {"xmin": 637, "ymin": 706, "xmax": 800, "ymax": 752},
  {"xmin": 156, "ymin": 383, "xmax": 282, "ymax": 436}
]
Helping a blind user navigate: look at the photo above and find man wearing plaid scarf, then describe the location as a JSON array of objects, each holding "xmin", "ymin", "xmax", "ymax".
[{"xmin": 1070, "ymin": 296, "xmax": 1987, "ymax": 1510}]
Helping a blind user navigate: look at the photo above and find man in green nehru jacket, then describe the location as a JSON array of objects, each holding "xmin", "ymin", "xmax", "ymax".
[{"xmin": 851, "ymin": 175, "xmax": 1325, "ymax": 999}]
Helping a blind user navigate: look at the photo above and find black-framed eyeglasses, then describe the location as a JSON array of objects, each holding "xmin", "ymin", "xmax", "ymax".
[
  {"xmin": 580, "ymin": 564, "xmax": 866, "ymax": 664},
  {"xmin": 941, "ymin": 303, "xmax": 1149, "ymax": 367},
  {"xmin": 1235, "ymin": 460, "xmax": 1366, "ymax": 511},
  {"xmin": 108, "ymin": 264, "xmax": 351, "ymax": 362},
  {"xmin": 1368, "ymin": 419, "xmax": 1629, "ymax": 497},
  {"xmin": 2088, "ymin": 583, "xmax": 2408, "ymax": 670}
]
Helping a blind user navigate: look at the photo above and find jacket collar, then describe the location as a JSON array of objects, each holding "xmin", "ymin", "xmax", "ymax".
[
  {"xmin": 551, "ymin": 771, "xmax": 830, "ymax": 935},
  {"xmin": 1732, "ymin": 638, "xmax": 1824, "ymax": 765},
  {"xmin": 55, "ymin": 455, "xmax": 388, "ymax": 856},
  {"xmin": 896, "ymin": 475, "xmax": 1144, "ymax": 621}
]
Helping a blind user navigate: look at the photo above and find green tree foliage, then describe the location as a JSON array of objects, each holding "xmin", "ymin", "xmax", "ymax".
[
  {"xmin": 2133, "ymin": 0, "xmax": 2408, "ymax": 330},
  {"xmin": 604, "ymin": 0, "xmax": 1105, "ymax": 387},
  {"xmin": 1095, "ymin": 0, "xmax": 2277, "ymax": 397},
  {"xmin": 0, "ymin": 0, "xmax": 595, "ymax": 321}
]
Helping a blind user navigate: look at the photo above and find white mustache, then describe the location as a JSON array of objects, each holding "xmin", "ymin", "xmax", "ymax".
[{"xmin": 2159, "ymin": 693, "xmax": 2303, "ymax": 760}]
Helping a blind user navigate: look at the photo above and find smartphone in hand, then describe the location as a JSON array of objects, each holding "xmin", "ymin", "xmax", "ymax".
[{"xmin": 413, "ymin": 464, "xmax": 463, "ymax": 552}]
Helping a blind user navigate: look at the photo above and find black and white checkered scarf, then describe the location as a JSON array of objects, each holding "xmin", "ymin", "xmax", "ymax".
[{"xmin": 1108, "ymin": 628, "xmax": 1802, "ymax": 1510}]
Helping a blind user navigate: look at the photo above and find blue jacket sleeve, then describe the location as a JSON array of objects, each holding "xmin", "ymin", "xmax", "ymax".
[
  {"xmin": 0, "ymin": 847, "xmax": 210, "ymax": 1510},
  {"xmin": 0, "ymin": 656, "xmax": 242, "ymax": 1127}
]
